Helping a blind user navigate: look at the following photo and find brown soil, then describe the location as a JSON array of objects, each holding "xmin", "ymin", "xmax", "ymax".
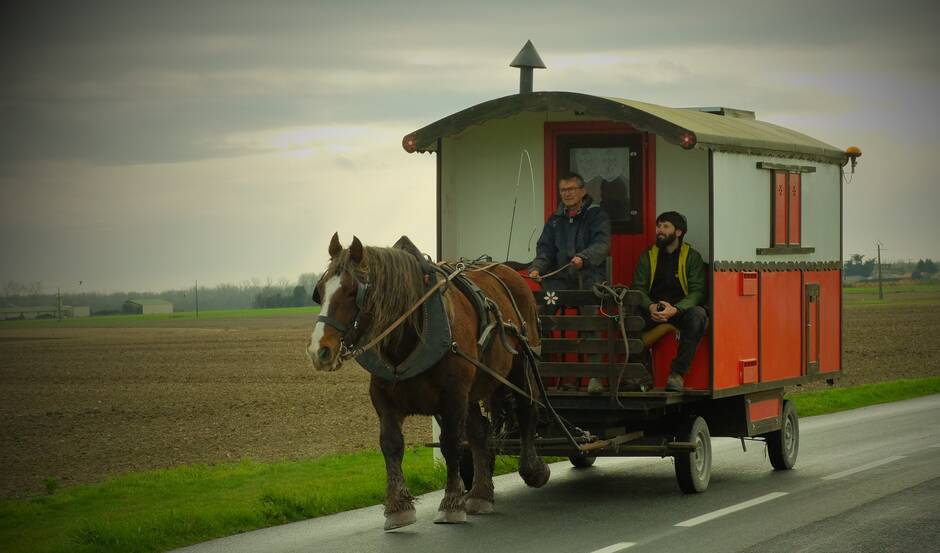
[{"xmin": 1, "ymin": 303, "xmax": 938, "ymax": 498}]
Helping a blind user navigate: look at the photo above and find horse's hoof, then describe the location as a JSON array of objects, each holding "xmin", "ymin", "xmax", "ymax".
[
  {"xmin": 384, "ymin": 509, "xmax": 417, "ymax": 531},
  {"xmin": 465, "ymin": 498, "xmax": 494, "ymax": 515},
  {"xmin": 433, "ymin": 510, "xmax": 468, "ymax": 524}
]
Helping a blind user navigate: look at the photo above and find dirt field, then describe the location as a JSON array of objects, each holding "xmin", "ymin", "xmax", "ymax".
[{"xmin": 1, "ymin": 297, "xmax": 938, "ymax": 498}]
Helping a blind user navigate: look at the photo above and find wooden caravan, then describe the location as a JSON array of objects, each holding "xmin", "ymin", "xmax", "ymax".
[{"xmin": 405, "ymin": 52, "xmax": 853, "ymax": 492}]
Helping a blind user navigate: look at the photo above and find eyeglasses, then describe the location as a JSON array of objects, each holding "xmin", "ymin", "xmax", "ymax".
[{"xmin": 559, "ymin": 186, "xmax": 583, "ymax": 194}]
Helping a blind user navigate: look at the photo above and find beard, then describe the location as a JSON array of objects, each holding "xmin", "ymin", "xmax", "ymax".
[{"xmin": 655, "ymin": 231, "xmax": 677, "ymax": 249}]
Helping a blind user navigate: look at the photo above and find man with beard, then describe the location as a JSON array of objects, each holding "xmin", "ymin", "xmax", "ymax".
[{"xmin": 632, "ymin": 211, "xmax": 708, "ymax": 392}]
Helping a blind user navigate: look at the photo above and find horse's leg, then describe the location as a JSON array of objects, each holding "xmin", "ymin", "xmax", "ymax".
[
  {"xmin": 434, "ymin": 397, "xmax": 468, "ymax": 524},
  {"xmin": 464, "ymin": 402, "xmax": 495, "ymax": 514},
  {"xmin": 514, "ymin": 355, "xmax": 551, "ymax": 488},
  {"xmin": 377, "ymin": 408, "xmax": 416, "ymax": 530}
]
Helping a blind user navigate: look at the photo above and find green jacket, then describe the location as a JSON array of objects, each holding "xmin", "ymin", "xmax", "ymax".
[{"xmin": 632, "ymin": 242, "xmax": 707, "ymax": 313}]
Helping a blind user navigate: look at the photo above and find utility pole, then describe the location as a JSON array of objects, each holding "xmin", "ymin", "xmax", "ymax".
[
  {"xmin": 195, "ymin": 280, "xmax": 199, "ymax": 319},
  {"xmin": 876, "ymin": 242, "xmax": 884, "ymax": 300},
  {"xmin": 57, "ymin": 287, "xmax": 62, "ymax": 321}
]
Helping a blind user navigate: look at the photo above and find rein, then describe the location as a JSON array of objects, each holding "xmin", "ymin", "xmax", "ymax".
[{"xmin": 526, "ymin": 262, "xmax": 573, "ymax": 281}]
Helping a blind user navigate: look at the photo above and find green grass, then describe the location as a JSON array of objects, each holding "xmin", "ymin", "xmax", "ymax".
[
  {"xmin": 843, "ymin": 281, "xmax": 940, "ymax": 309},
  {"xmin": 2, "ymin": 378, "xmax": 938, "ymax": 553},
  {"xmin": 790, "ymin": 377, "xmax": 940, "ymax": 417},
  {"xmin": 0, "ymin": 306, "xmax": 320, "ymax": 328}
]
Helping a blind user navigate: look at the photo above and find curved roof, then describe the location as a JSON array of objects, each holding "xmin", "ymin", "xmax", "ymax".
[{"xmin": 403, "ymin": 91, "xmax": 847, "ymax": 165}]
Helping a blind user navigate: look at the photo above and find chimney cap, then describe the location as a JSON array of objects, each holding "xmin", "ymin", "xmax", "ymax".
[{"xmin": 510, "ymin": 40, "xmax": 546, "ymax": 69}]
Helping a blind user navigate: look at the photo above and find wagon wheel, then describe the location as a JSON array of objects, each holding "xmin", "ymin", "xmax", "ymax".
[
  {"xmin": 569, "ymin": 454, "xmax": 596, "ymax": 468},
  {"xmin": 674, "ymin": 416, "xmax": 712, "ymax": 494},
  {"xmin": 766, "ymin": 400, "xmax": 799, "ymax": 470}
]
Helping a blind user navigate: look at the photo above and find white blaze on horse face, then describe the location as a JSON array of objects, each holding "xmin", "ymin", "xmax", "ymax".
[{"xmin": 310, "ymin": 275, "xmax": 342, "ymax": 358}]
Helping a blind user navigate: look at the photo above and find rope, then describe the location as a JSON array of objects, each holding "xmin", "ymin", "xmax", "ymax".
[{"xmin": 525, "ymin": 262, "xmax": 573, "ymax": 282}]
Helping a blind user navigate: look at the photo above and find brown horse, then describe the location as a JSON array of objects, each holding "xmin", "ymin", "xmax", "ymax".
[{"xmin": 307, "ymin": 233, "xmax": 549, "ymax": 530}]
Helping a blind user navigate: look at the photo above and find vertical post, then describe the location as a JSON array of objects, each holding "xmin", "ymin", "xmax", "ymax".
[
  {"xmin": 876, "ymin": 242, "xmax": 883, "ymax": 300},
  {"xmin": 57, "ymin": 287, "xmax": 62, "ymax": 321},
  {"xmin": 195, "ymin": 280, "xmax": 199, "ymax": 319}
]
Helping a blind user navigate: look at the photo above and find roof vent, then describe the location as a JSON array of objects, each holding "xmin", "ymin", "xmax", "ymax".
[
  {"xmin": 686, "ymin": 106, "xmax": 756, "ymax": 120},
  {"xmin": 509, "ymin": 40, "xmax": 546, "ymax": 94}
]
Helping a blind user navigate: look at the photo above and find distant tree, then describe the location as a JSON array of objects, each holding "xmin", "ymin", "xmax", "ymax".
[
  {"xmin": 844, "ymin": 254, "xmax": 875, "ymax": 277},
  {"xmin": 292, "ymin": 285, "xmax": 307, "ymax": 307},
  {"xmin": 918, "ymin": 258, "xmax": 938, "ymax": 274}
]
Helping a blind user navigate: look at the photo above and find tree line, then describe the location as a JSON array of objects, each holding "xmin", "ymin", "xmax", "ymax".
[
  {"xmin": 1, "ymin": 273, "xmax": 322, "ymax": 315},
  {"xmin": 844, "ymin": 255, "xmax": 938, "ymax": 279}
]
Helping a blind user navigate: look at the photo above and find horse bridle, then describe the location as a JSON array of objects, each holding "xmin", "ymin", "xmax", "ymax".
[{"xmin": 312, "ymin": 273, "xmax": 370, "ymax": 356}]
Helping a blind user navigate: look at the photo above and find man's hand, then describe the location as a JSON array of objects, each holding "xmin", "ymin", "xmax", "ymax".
[
  {"xmin": 528, "ymin": 269, "xmax": 541, "ymax": 281},
  {"xmin": 570, "ymin": 255, "xmax": 584, "ymax": 269},
  {"xmin": 649, "ymin": 301, "xmax": 678, "ymax": 322}
]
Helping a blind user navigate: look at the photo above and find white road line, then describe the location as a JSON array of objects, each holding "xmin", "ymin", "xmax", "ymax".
[
  {"xmin": 821, "ymin": 455, "xmax": 906, "ymax": 480},
  {"xmin": 675, "ymin": 492, "xmax": 789, "ymax": 528},
  {"xmin": 588, "ymin": 543, "xmax": 635, "ymax": 553}
]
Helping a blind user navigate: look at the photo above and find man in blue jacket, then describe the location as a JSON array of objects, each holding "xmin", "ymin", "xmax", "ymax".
[
  {"xmin": 528, "ymin": 172, "xmax": 611, "ymax": 291},
  {"xmin": 529, "ymin": 172, "xmax": 611, "ymax": 393}
]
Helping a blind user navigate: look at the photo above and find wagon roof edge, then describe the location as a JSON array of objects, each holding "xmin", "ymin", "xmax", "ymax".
[{"xmin": 403, "ymin": 91, "xmax": 847, "ymax": 165}]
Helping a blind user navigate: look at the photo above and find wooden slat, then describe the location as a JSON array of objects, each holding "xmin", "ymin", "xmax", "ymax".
[
  {"xmin": 540, "ymin": 315, "xmax": 644, "ymax": 332},
  {"xmin": 541, "ymin": 338, "xmax": 645, "ymax": 354},
  {"xmin": 534, "ymin": 289, "xmax": 644, "ymax": 307},
  {"xmin": 538, "ymin": 362, "xmax": 648, "ymax": 379}
]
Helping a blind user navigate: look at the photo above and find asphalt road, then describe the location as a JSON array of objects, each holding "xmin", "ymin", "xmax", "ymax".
[{"xmin": 173, "ymin": 395, "xmax": 940, "ymax": 553}]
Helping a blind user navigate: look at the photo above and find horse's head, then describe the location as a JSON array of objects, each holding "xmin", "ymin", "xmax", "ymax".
[{"xmin": 307, "ymin": 232, "xmax": 370, "ymax": 371}]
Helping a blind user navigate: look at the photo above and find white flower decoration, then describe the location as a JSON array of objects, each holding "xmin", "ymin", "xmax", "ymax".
[{"xmin": 544, "ymin": 291, "xmax": 558, "ymax": 306}]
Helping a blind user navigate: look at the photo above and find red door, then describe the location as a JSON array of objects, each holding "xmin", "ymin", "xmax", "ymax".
[{"xmin": 543, "ymin": 122, "xmax": 656, "ymax": 285}]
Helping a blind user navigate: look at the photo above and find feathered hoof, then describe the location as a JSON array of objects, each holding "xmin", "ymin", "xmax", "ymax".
[
  {"xmin": 433, "ymin": 510, "xmax": 468, "ymax": 524},
  {"xmin": 465, "ymin": 498, "xmax": 494, "ymax": 515},
  {"xmin": 384, "ymin": 509, "xmax": 417, "ymax": 531},
  {"xmin": 521, "ymin": 463, "xmax": 551, "ymax": 488}
]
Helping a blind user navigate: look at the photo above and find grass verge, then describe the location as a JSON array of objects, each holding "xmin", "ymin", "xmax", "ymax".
[{"xmin": 2, "ymin": 378, "xmax": 938, "ymax": 553}]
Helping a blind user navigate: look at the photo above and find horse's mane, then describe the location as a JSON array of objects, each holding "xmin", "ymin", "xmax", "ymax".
[{"xmin": 325, "ymin": 246, "xmax": 426, "ymax": 354}]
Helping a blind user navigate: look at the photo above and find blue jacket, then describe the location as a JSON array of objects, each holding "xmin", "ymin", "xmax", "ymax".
[{"xmin": 530, "ymin": 195, "xmax": 611, "ymax": 290}]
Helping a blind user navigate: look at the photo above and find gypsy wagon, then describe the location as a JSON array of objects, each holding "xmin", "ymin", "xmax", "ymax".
[{"xmin": 402, "ymin": 43, "xmax": 858, "ymax": 492}]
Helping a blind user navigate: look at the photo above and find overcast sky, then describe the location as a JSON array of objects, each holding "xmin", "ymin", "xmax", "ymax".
[{"xmin": 1, "ymin": 0, "xmax": 937, "ymax": 292}]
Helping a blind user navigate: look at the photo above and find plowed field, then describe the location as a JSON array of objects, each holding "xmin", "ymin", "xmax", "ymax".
[{"xmin": 1, "ymin": 296, "xmax": 938, "ymax": 497}]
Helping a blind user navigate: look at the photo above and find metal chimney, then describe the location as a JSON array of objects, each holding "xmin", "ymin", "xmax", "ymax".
[{"xmin": 510, "ymin": 40, "xmax": 546, "ymax": 94}]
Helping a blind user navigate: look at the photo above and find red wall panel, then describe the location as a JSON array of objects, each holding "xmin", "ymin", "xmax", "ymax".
[
  {"xmin": 712, "ymin": 272, "xmax": 759, "ymax": 390},
  {"xmin": 760, "ymin": 271, "xmax": 803, "ymax": 382},
  {"xmin": 804, "ymin": 270, "xmax": 842, "ymax": 373}
]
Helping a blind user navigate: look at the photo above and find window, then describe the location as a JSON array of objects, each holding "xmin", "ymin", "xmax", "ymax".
[
  {"xmin": 757, "ymin": 162, "xmax": 815, "ymax": 255},
  {"xmin": 556, "ymin": 133, "xmax": 644, "ymax": 234}
]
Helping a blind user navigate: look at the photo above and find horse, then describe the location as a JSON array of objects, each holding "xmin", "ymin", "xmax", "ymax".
[{"xmin": 307, "ymin": 232, "xmax": 549, "ymax": 530}]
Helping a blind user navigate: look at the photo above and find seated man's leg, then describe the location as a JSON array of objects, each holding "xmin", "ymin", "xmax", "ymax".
[{"xmin": 669, "ymin": 306, "xmax": 708, "ymax": 383}]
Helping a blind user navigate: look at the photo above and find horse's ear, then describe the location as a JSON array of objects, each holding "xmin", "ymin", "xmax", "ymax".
[
  {"xmin": 349, "ymin": 236, "xmax": 365, "ymax": 266},
  {"xmin": 392, "ymin": 235, "xmax": 422, "ymax": 259},
  {"xmin": 328, "ymin": 232, "xmax": 342, "ymax": 259}
]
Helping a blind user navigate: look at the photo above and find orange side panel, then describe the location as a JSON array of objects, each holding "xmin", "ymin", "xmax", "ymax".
[
  {"xmin": 788, "ymin": 173, "xmax": 801, "ymax": 245},
  {"xmin": 773, "ymin": 172, "xmax": 787, "ymax": 246},
  {"xmin": 749, "ymin": 398, "xmax": 781, "ymax": 422},
  {"xmin": 805, "ymin": 270, "xmax": 842, "ymax": 373},
  {"xmin": 760, "ymin": 271, "xmax": 803, "ymax": 382},
  {"xmin": 712, "ymin": 272, "xmax": 759, "ymax": 390}
]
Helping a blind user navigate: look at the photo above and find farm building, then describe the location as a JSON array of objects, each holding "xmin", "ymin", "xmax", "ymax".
[
  {"xmin": 0, "ymin": 305, "xmax": 90, "ymax": 320},
  {"xmin": 123, "ymin": 299, "xmax": 173, "ymax": 315}
]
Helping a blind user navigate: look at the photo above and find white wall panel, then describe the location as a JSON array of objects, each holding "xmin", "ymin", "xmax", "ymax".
[
  {"xmin": 712, "ymin": 152, "xmax": 841, "ymax": 263},
  {"xmin": 655, "ymin": 137, "xmax": 711, "ymax": 261}
]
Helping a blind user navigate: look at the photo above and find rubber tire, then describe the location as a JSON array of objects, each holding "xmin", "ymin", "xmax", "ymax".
[
  {"xmin": 767, "ymin": 399, "xmax": 799, "ymax": 470},
  {"xmin": 674, "ymin": 416, "xmax": 712, "ymax": 494},
  {"xmin": 569, "ymin": 455, "xmax": 596, "ymax": 468}
]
